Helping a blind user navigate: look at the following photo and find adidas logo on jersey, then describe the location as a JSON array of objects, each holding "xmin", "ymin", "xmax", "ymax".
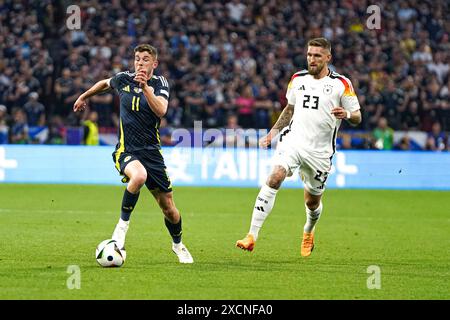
[{"xmin": 298, "ymin": 85, "xmax": 305, "ymax": 90}]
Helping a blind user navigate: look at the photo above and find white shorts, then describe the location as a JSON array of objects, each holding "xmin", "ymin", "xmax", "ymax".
[{"xmin": 271, "ymin": 138, "xmax": 332, "ymax": 195}]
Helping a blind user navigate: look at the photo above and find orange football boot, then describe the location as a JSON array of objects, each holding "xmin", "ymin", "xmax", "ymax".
[
  {"xmin": 301, "ymin": 232, "xmax": 315, "ymax": 257},
  {"xmin": 236, "ymin": 234, "xmax": 255, "ymax": 251}
]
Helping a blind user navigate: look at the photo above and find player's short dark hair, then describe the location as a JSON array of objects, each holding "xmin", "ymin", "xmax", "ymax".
[
  {"xmin": 307, "ymin": 37, "xmax": 332, "ymax": 53},
  {"xmin": 134, "ymin": 44, "xmax": 158, "ymax": 59}
]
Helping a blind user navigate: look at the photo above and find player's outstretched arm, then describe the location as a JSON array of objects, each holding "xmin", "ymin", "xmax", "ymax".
[
  {"xmin": 259, "ymin": 104, "xmax": 294, "ymax": 148},
  {"xmin": 73, "ymin": 79, "xmax": 111, "ymax": 112}
]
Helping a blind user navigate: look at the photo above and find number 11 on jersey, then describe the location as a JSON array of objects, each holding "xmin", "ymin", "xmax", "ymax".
[{"xmin": 132, "ymin": 96, "xmax": 140, "ymax": 111}]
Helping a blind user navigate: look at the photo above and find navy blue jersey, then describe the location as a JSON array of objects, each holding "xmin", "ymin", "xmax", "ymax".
[{"xmin": 109, "ymin": 71, "xmax": 169, "ymax": 152}]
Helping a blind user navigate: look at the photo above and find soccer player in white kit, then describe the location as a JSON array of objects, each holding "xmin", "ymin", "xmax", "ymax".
[{"xmin": 236, "ymin": 38, "xmax": 362, "ymax": 257}]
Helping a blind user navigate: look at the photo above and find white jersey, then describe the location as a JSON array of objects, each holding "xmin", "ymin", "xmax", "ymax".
[{"xmin": 284, "ymin": 69, "xmax": 361, "ymax": 159}]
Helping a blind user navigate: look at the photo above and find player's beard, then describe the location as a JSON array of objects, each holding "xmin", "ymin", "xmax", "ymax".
[{"xmin": 308, "ymin": 63, "xmax": 324, "ymax": 76}]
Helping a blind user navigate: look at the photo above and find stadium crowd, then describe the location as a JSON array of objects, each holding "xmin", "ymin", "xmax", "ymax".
[{"xmin": 0, "ymin": 0, "xmax": 449, "ymax": 150}]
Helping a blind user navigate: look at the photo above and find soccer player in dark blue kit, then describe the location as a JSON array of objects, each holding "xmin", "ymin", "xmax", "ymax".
[{"xmin": 73, "ymin": 44, "xmax": 193, "ymax": 263}]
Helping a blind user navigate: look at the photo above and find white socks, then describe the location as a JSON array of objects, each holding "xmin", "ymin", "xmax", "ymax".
[
  {"xmin": 116, "ymin": 218, "xmax": 129, "ymax": 231},
  {"xmin": 304, "ymin": 201, "xmax": 323, "ymax": 233},
  {"xmin": 249, "ymin": 184, "xmax": 278, "ymax": 240},
  {"xmin": 112, "ymin": 218, "xmax": 129, "ymax": 248},
  {"xmin": 247, "ymin": 185, "xmax": 323, "ymax": 238}
]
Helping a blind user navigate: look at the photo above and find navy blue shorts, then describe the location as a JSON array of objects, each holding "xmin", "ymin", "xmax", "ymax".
[{"xmin": 112, "ymin": 149, "xmax": 172, "ymax": 193}]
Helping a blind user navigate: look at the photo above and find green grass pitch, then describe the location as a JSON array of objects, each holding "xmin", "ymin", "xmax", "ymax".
[{"xmin": 0, "ymin": 184, "xmax": 448, "ymax": 299}]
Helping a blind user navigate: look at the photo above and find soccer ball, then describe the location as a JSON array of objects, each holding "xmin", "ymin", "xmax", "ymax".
[{"xmin": 95, "ymin": 239, "xmax": 125, "ymax": 267}]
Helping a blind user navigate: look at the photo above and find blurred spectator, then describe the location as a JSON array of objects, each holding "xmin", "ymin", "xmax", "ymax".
[
  {"xmin": 90, "ymin": 91, "xmax": 114, "ymax": 127},
  {"xmin": 397, "ymin": 2, "xmax": 417, "ymax": 21},
  {"xmin": 234, "ymin": 49, "xmax": 256, "ymax": 78},
  {"xmin": 32, "ymin": 52, "xmax": 54, "ymax": 98},
  {"xmin": 253, "ymin": 86, "xmax": 273, "ymax": 129},
  {"xmin": 180, "ymin": 79, "xmax": 205, "ymax": 126},
  {"xmin": 427, "ymin": 52, "xmax": 449, "ymax": 84},
  {"xmin": 209, "ymin": 113, "xmax": 244, "ymax": 147},
  {"xmin": 235, "ymin": 85, "xmax": 255, "ymax": 128},
  {"xmin": 203, "ymin": 84, "xmax": 222, "ymax": 128},
  {"xmin": 54, "ymin": 68, "xmax": 74, "ymax": 118},
  {"xmin": 22, "ymin": 69, "xmax": 41, "ymax": 96},
  {"xmin": 0, "ymin": 105, "xmax": 9, "ymax": 144},
  {"xmin": 159, "ymin": 118, "xmax": 175, "ymax": 146},
  {"xmin": 381, "ymin": 80, "xmax": 404, "ymax": 129},
  {"xmin": 439, "ymin": 78, "xmax": 450, "ymax": 130},
  {"xmin": 46, "ymin": 115, "xmax": 66, "ymax": 145},
  {"xmin": 400, "ymin": 100, "xmax": 421, "ymax": 131},
  {"xmin": 225, "ymin": 113, "xmax": 241, "ymax": 131},
  {"xmin": 65, "ymin": 77, "xmax": 87, "ymax": 126},
  {"xmin": 226, "ymin": 0, "xmax": 246, "ymax": 22},
  {"xmin": 425, "ymin": 122, "xmax": 448, "ymax": 151},
  {"xmin": 5, "ymin": 77, "xmax": 30, "ymax": 109},
  {"xmin": 23, "ymin": 92, "xmax": 46, "ymax": 126},
  {"xmin": 394, "ymin": 134, "xmax": 422, "ymax": 151},
  {"xmin": 83, "ymin": 111, "xmax": 99, "ymax": 146},
  {"xmin": 412, "ymin": 43, "xmax": 433, "ymax": 63},
  {"xmin": 394, "ymin": 136, "xmax": 412, "ymax": 151},
  {"xmin": 166, "ymin": 97, "xmax": 183, "ymax": 127},
  {"xmin": 373, "ymin": 117, "xmax": 394, "ymax": 150},
  {"xmin": 10, "ymin": 108, "xmax": 30, "ymax": 144},
  {"xmin": 88, "ymin": 38, "xmax": 112, "ymax": 61},
  {"xmin": 340, "ymin": 133, "xmax": 353, "ymax": 150},
  {"xmin": 64, "ymin": 51, "xmax": 88, "ymax": 76},
  {"xmin": 0, "ymin": 67, "xmax": 14, "ymax": 106}
]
